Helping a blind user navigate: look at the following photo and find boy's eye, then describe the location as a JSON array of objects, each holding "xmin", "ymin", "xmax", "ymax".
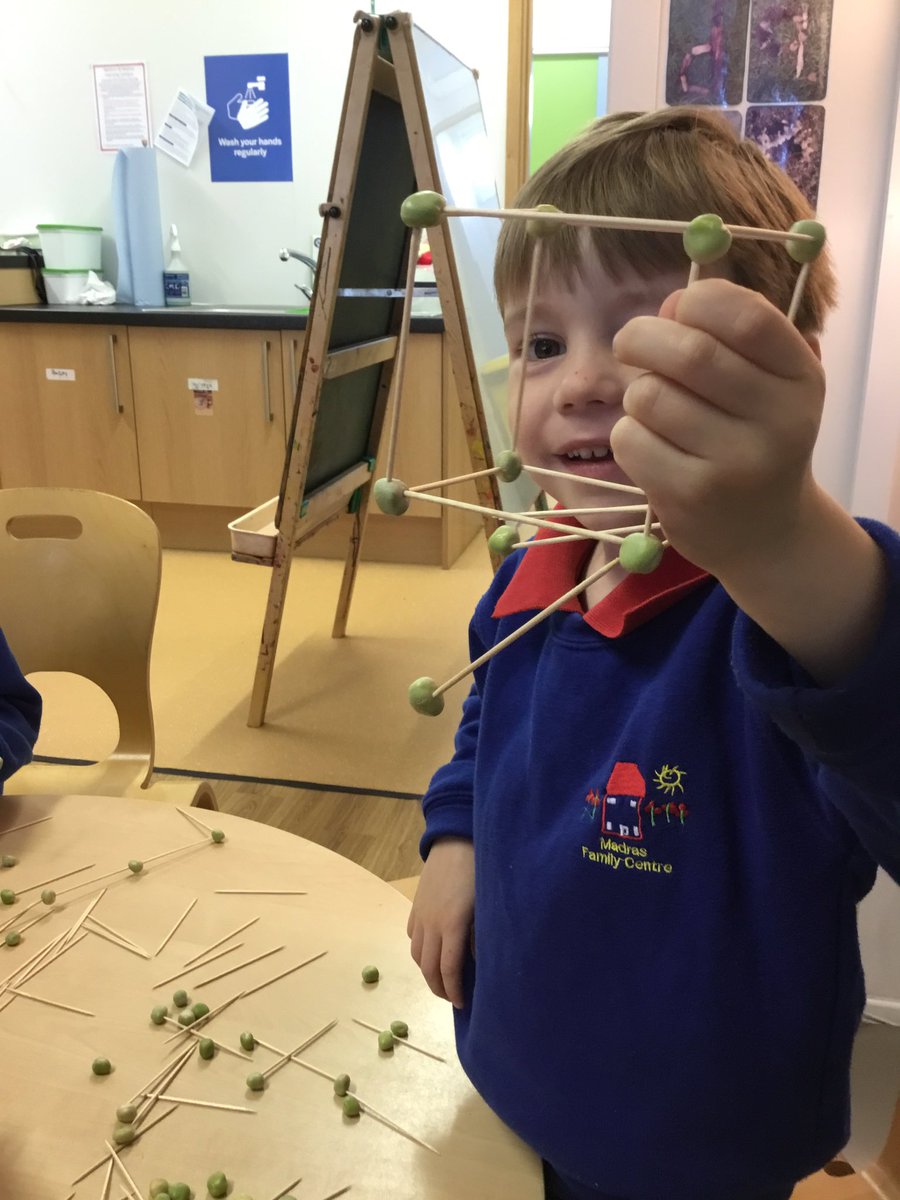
[{"xmin": 527, "ymin": 335, "xmax": 564, "ymax": 361}]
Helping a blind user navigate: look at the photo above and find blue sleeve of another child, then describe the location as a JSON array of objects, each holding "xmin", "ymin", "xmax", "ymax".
[
  {"xmin": 731, "ymin": 519, "xmax": 900, "ymax": 884},
  {"xmin": 0, "ymin": 630, "xmax": 42, "ymax": 794}
]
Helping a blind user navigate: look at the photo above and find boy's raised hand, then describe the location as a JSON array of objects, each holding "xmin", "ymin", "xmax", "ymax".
[
  {"xmin": 611, "ymin": 277, "xmax": 886, "ymax": 687},
  {"xmin": 407, "ymin": 836, "xmax": 475, "ymax": 1009},
  {"xmin": 610, "ymin": 277, "xmax": 825, "ymax": 582}
]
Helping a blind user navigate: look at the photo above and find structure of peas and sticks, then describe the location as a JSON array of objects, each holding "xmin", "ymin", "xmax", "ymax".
[
  {"xmin": 0, "ymin": 798, "xmax": 502, "ymax": 1200},
  {"xmin": 372, "ymin": 189, "xmax": 826, "ymax": 717}
]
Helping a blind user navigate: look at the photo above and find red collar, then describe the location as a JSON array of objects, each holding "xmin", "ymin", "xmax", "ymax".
[{"xmin": 491, "ymin": 514, "xmax": 711, "ymax": 638}]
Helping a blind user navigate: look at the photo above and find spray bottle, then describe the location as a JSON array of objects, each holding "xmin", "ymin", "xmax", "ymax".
[{"xmin": 163, "ymin": 224, "xmax": 191, "ymax": 307}]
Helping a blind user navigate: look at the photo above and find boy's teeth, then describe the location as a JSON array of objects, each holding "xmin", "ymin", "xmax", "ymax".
[{"xmin": 566, "ymin": 448, "xmax": 609, "ymax": 460}]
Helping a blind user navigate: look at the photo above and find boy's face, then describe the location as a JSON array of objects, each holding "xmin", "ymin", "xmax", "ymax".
[{"xmin": 503, "ymin": 252, "xmax": 687, "ymax": 531}]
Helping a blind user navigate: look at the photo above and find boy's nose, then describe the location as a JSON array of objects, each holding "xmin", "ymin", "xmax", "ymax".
[{"xmin": 553, "ymin": 351, "xmax": 622, "ymax": 412}]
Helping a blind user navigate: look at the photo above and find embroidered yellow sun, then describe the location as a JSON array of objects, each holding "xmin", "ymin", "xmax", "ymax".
[{"xmin": 654, "ymin": 764, "xmax": 686, "ymax": 795}]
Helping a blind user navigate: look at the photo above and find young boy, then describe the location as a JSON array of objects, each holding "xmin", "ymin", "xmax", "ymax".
[
  {"xmin": 0, "ymin": 629, "xmax": 41, "ymax": 793},
  {"xmin": 407, "ymin": 108, "xmax": 900, "ymax": 1200}
]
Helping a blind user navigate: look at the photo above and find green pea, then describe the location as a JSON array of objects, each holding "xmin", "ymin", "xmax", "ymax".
[
  {"xmin": 232, "ymin": 1195, "xmax": 254, "ymax": 1200},
  {"xmin": 333, "ymin": 1072, "xmax": 350, "ymax": 1097},
  {"xmin": 91, "ymin": 1057, "xmax": 112, "ymax": 1076},
  {"xmin": 40, "ymin": 888, "xmax": 56, "ymax": 905},
  {"xmin": 390, "ymin": 1020, "xmax": 409, "ymax": 1038},
  {"xmin": 211, "ymin": 829, "xmax": 226, "ymax": 843},
  {"xmin": 0, "ymin": 889, "xmax": 15, "ymax": 905},
  {"xmin": 5, "ymin": 930, "xmax": 21, "ymax": 946},
  {"xmin": 150, "ymin": 1004, "xmax": 169, "ymax": 1025},
  {"xmin": 127, "ymin": 859, "xmax": 143, "ymax": 874},
  {"xmin": 246, "ymin": 1071, "xmax": 265, "ymax": 1091},
  {"xmin": 178, "ymin": 1009, "xmax": 196, "ymax": 1026},
  {"xmin": 115, "ymin": 1103, "xmax": 137, "ymax": 1124},
  {"xmin": 361, "ymin": 964, "xmax": 379, "ymax": 983},
  {"xmin": 168, "ymin": 1184, "xmax": 191, "ymax": 1200},
  {"xmin": 172, "ymin": 989, "xmax": 189, "ymax": 1008},
  {"xmin": 112, "ymin": 1122, "xmax": 135, "ymax": 1146},
  {"xmin": 239, "ymin": 1030, "xmax": 255, "ymax": 1051},
  {"xmin": 199, "ymin": 1037, "xmax": 216, "ymax": 1060},
  {"xmin": 154, "ymin": 1194, "xmax": 172, "ymax": 1200},
  {"xmin": 1, "ymin": 854, "xmax": 17, "ymax": 868},
  {"xmin": 191, "ymin": 1001, "xmax": 210, "ymax": 1019},
  {"xmin": 207, "ymin": 1171, "xmax": 228, "ymax": 1198},
  {"xmin": 378, "ymin": 1029, "xmax": 395, "ymax": 1052},
  {"xmin": 148, "ymin": 1180, "xmax": 170, "ymax": 1197},
  {"xmin": 342, "ymin": 1094, "xmax": 361, "ymax": 1118}
]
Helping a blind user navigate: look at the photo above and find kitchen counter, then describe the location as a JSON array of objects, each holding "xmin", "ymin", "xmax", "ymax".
[{"xmin": 0, "ymin": 303, "xmax": 443, "ymax": 333}]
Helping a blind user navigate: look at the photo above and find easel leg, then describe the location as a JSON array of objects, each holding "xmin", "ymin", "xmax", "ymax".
[
  {"xmin": 332, "ymin": 487, "xmax": 372, "ymax": 638},
  {"xmin": 248, "ymin": 533, "xmax": 294, "ymax": 727}
]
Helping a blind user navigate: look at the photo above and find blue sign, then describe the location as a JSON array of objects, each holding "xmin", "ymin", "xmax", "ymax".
[{"xmin": 205, "ymin": 53, "xmax": 293, "ymax": 182}]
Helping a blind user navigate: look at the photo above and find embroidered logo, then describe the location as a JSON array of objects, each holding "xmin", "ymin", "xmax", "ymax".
[{"xmin": 580, "ymin": 760, "xmax": 690, "ymax": 876}]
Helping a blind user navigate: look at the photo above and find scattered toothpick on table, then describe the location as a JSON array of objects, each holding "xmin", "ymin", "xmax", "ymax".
[
  {"xmin": 182, "ymin": 915, "xmax": 260, "ymax": 967},
  {"xmin": 153, "ymin": 940, "xmax": 245, "ymax": 989}
]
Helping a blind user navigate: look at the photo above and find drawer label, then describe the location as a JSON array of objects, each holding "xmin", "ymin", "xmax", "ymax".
[
  {"xmin": 187, "ymin": 377, "xmax": 219, "ymax": 392},
  {"xmin": 45, "ymin": 368, "xmax": 76, "ymax": 381}
]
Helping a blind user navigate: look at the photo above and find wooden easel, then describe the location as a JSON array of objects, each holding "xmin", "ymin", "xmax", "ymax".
[{"xmin": 241, "ymin": 11, "xmax": 501, "ymax": 728}]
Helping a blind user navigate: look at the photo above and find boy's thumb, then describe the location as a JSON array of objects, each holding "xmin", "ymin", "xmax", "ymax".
[{"xmin": 658, "ymin": 288, "xmax": 686, "ymax": 320}]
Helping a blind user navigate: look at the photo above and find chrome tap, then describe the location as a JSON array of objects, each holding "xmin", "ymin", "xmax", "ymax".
[{"xmin": 278, "ymin": 247, "xmax": 316, "ymax": 300}]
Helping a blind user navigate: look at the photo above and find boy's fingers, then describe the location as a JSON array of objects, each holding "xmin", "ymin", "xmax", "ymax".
[
  {"xmin": 418, "ymin": 932, "xmax": 450, "ymax": 1003},
  {"xmin": 441, "ymin": 934, "xmax": 468, "ymax": 1009}
]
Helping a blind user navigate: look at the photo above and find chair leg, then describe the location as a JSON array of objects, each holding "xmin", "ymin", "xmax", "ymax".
[{"xmin": 190, "ymin": 780, "xmax": 219, "ymax": 811}]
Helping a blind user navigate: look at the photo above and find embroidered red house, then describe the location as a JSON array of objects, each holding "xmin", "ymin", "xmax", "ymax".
[{"xmin": 601, "ymin": 762, "xmax": 646, "ymax": 840}]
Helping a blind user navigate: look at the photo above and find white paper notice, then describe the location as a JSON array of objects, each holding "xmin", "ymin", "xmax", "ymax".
[
  {"xmin": 93, "ymin": 63, "xmax": 151, "ymax": 151},
  {"xmin": 155, "ymin": 91, "xmax": 216, "ymax": 167}
]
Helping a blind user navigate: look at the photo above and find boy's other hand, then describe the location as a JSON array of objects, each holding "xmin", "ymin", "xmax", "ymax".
[
  {"xmin": 610, "ymin": 278, "xmax": 826, "ymax": 580},
  {"xmin": 407, "ymin": 837, "xmax": 475, "ymax": 1009}
]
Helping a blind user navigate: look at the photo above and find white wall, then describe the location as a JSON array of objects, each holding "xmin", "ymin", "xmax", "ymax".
[
  {"xmin": 533, "ymin": 0, "xmax": 611, "ymax": 54},
  {"xmin": 609, "ymin": 0, "xmax": 900, "ymax": 513},
  {"xmin": 1, "ymin": 2, "xmax": 508, "ymax": 307}
]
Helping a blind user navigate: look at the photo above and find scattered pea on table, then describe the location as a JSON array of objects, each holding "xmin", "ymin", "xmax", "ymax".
[
  {"xmin": 378, "ymin": 1029, "xmax": 395, "ymax": 1052},
  {"xmin": 361, "ymin": 964, "xmax": 379, "ymax": 983},
  {"xmin": 172, "ymin": 989, "xmax": 189, "ymax": 1008},
  {"xmin": 333, "ymin": 1072, "xmax": 351, "ymax": 1097},
  {"xmin": 178, "ymin": 1010, "xmax": 196, "ymax": 1027},
  {"xmin": 0, "ymin": 889, "xmax": 15, "ymax": 905},
  {"xmin": 168, "ymin": 1183, "xmax": 192, "ymax": 1200},
  {"xmin": 342, "ymin": 1095, "xmax": 361, "ymax": 1118},
  {"xmin": 211, "ymin": 829, "xmax": 226, "ymax": 843},
  {"xmin": 199, "ymin": 1037, "xmax": 216, "ymax": 1060},
  {"xmin": 1, "ymin": 854, "xmax": 17, "ymax": 868},
  {"xmin": 148, "ymin": 1180, "xmax": 170, "ymax": 1198},
  {"xmin": 191, "ymin": 1001, "xmax": 210, "ymax": 1019},
  {"xmin": 207, "ymin": 1170, "xmax": 229, "ymax": 1198},
  {"xmin": 40, "ymin": 888, "xmax": 55, "ymax": 905},
  {"xmin": 239, "ymin": 1030, "xmax": 255, "ymax": 1051},
  {"xmin": 4, "ymin": 930, "xmax": 21, "ymax": 946},
  {"xmin": 112, "ymin": 1123, "xmax": 135, "ymax": 1146},
  {"xmin": 390, "ymin": 1020, "xmax": 409, "ymax": 1038},
  {"xmin": 115, "ymin": 1103, "xmax": 138, "ymax": 1124},
  {"xmin": 91, "ymin": 1057, "xmax": 112, "ymax": 1076},
  {"xmin": 127, "ymin": 859, "xmax": 143, "ymax": 874},
  {"xmin": 150, "ymin": 1004, "xmax": 169, "ymax": 1026},
  {"xmin": 246, "ymin": 1071, "xmax": 265, "ymax": 1091}
]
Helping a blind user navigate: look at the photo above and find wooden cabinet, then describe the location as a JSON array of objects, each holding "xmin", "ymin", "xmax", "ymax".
[
  {"xmin": 0, "ymin": 317, "xmax": 481, "ymax": 565},
  {"xmin": 0, "ymin": 323, "xmax": 140, "ymax": 498},
  {"xmin": 129, "ymin": 327, "xmax": 286, "ymax": 509}
]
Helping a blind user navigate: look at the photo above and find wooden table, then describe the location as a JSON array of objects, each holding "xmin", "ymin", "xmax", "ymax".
[{"xmin": 0, "ymin": 794, "xmax": 542, "ymax": 1200}]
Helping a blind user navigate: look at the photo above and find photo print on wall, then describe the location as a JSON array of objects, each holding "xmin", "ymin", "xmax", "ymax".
[
  {"xmin": 745, "ymin": 103, "xmax": 825, "ymax": 205},
  {"xmin": 748, "ymin": 0, "xmax": 834, "ymax": 104},
  {"xmin": 665, "ymin": 0, "xmax": 751, "ymax": 107}
]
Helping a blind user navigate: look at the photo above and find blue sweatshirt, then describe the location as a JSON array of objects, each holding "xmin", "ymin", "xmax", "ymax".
[
  {"xmin": 0, "ymin": 629, "xmax": 41, "ymax": 794},
  {"xmin": 420, "ymin": 518, "xmax": 900, "ymax": 1200}
]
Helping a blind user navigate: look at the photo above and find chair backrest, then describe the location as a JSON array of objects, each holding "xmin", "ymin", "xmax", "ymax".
[{"xmin": 0, "ymin": 488, "xmax": 160, "ymax": 778}]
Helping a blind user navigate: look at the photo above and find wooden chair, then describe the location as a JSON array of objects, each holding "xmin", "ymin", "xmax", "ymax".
[{"xmin": 0, "ymin": 487, "xmax": 216, "ymax": 809}]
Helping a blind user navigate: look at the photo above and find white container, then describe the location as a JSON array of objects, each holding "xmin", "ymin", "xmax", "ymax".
[
  {"xmin": 36, "ymin": 224, "xmax": 102, "ymax": 270},
  {"xmin": 228, "ymin": 496, "xmax": 279, "ymax": 560},
  {"xmin": 42, "ymin": 269, "xmax": 91, "ymax": 304}
]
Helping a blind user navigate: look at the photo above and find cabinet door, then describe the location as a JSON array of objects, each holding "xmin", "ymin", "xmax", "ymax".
[
  {"xmin": 129, "ymin": 327, "xmax": 286, "ymax": 507},
  {"xmin": 0, "ymin": 323, "xmax": 141, "ymax": 497}
]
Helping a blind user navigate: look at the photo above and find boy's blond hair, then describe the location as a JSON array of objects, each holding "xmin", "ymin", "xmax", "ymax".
[{"xmin": 494, "ymin": 108, "xmax": 836, "ymax": 334}]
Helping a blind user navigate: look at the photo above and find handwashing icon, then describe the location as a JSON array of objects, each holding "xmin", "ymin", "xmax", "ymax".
[{"xmin": 226, "ymin": 76, "xmax": 269, "ymax": 130}]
